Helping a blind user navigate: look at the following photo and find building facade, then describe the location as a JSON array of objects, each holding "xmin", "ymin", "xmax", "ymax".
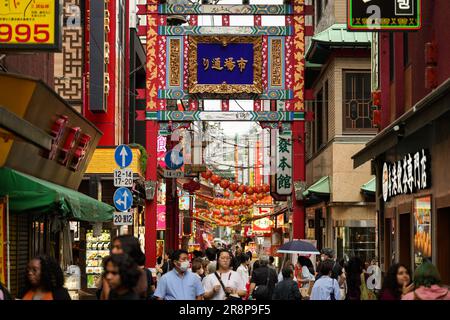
[
  {"xmin": 353, "ymin": 1, "xmax": 450, "ymax": 284},
  {"xmin": 304, "ymin": 0, "xmax": 376, "ymax": 262}
]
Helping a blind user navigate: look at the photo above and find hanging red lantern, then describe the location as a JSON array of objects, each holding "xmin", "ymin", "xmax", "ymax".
[
  {"xmin": 255, "ymin": 186, "xmax": 263, "ymax": 194},
  {"xmin": 246, "ymin": 186, "xmax": 254, "ymax": 195},
  {"xmin": 229, "ymin": 183, "xmax": 238, "ymax": 192},
  {"xmin": 211, "ymin": 175, "xmax": 221, "ymax": 184},
  {"xmin": 234, "ymin": 191, "xmax": 242, "ymax": 198},
  {"xmin": 224, "ymin": 190, "xmax": 231, "ymax": 198},
  {"xmin": 220, "ymin": 179, "xmax": 230, "ymax": 189},
  {"xmin": 256, "ymin": 193, "xmax": 264, "ymax": 200},
  {"xmin": 204, "ymin": 170, "xmax": 213, "ymax": 179},
  {"xmin": 238, "ymin": 185, "xmax": 246, "ymax": 194},
  {"xmin": 233, "ymin": 209, "xmax": 239, "ymax": 215},
  {"xmin": 245, "ymin": 199, "xmax": 253, "ymax": 207},
  {"xmin": 223, "ymin": 209, "xmax": 230, "ymax": 216},
  {"xmin": 262, "ymin": 184, "xmax": 270, "ymax": 193}
]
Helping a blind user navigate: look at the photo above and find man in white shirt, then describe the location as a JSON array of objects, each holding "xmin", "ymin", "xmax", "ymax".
[{"xmin": 202, "ymin": 250, "xmax": 247, "ymax": 300}]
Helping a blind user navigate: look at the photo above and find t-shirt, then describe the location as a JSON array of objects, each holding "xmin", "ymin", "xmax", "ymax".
[
  {"xmin": 109, "ymin": 289, "xmax": 140, "ymax": 300},
  {"xmin": 236, "ymin": 265, "xmax": 249, "ymax": 285},
  {"xmin": 202, "ymin": 270, "xmax": 246, "ymax": 300}
]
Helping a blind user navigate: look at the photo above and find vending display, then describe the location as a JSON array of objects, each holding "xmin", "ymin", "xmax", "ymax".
[
  {"xmin": 414, "ymin": 196, "xmax": 432, "ymax": 268},
  {"xmin": 86, "ymin": 230, "xmax": 111, "ymax": 289}
]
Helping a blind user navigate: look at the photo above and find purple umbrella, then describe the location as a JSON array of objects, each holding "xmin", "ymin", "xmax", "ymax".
[{"xmin": 277, "ymin": 240, "xmax": 320, "ymax": 255}]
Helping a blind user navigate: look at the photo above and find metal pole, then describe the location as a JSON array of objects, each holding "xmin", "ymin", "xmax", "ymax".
[{"xmin": 6, "ymin": 194, "xmax": 10, "ymax": 291}]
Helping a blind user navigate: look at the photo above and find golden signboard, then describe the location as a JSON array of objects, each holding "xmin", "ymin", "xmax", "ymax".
[
  {"xmin": 188, "ymin": 36, "xmax": 262, "ymax": 94},
  {"xmin": 0, "ymin": 0, "xmax": 61, "ymax": 50}
]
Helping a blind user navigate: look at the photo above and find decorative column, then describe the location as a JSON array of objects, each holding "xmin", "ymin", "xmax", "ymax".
[
  {"xmin": 145, "ymin": 0, "xmax": 159, "ymax": 267},
  {"xmin": 290, "ymin": 0, "xmax": 306, "ymax": 239}
]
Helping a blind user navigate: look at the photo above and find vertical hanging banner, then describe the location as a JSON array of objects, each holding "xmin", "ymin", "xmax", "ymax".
[
  {"xmin": 276, "ymin": 132, "xmax": 292, "ymax": 195},
  {"xmin": 157, "ymin": 205, "xmax": 166, "ymax": 230},
  {"xmin": 0, "ymin": 198, "xmax": 6, "ymax": 284}
]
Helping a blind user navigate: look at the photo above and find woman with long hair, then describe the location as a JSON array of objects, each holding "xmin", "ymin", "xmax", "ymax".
[
  {"xmin": 19, "ymin": 255, "xmax": 71, "ymax": 300},
  {"xmin": 345, "ymin": 256, "xmax": 364, "ymax": 300},
  {"xmin": 379, "ymin": 263, "xmax": 414, "ymax": 300},
  {"xmin": 103, "ymin": 254, "xmax": 141, "ymax": 300},
  {"xmin": 99, "ymin": 235, "xmax": 154, "ymax": 300}
]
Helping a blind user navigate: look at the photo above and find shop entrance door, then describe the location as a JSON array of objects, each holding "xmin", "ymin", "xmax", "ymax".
[
  {"xmin": 384, "ymin": 218, "xmax": 395, "ymax": 270},
  {"xmin": 437, "ymin": 207, "xmax": 450, "ymax": 285},
  {"xmin": 399, "ymin": 213, "xmax": 412, "ymax": 270}
]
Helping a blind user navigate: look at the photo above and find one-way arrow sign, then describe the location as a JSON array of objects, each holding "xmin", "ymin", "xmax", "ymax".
[{"xmin": 114, "ymin": 144, "xmax": 133, "ymax": 168}]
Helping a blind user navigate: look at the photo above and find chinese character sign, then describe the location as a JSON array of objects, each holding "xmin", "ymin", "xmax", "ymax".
[
  {"xmin": 0, "ymin": 0, "xmax": 60, "ymax": 50},
  {"xmin": 382, "ymin": 149, "xmax": 430, "ymax": 202},
  {"xmin": 157, "ymin": 135, "xmax": 167, "ymax": 168},
  {"xmin": 276, "ymin": 133, "xmax": 292, "ymax": 195},
  {"xmin": 196, "ymin": 43, "xmax": 254, "ymax": 85}
]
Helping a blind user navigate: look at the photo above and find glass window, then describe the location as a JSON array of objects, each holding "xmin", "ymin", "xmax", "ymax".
[
  {"xmin": 343, "ymin": 71, "xmax": 375, "ymax": 133},
  {"xmin": 337, "ymin": 227, "xmax": 376, "ymax": 263}
]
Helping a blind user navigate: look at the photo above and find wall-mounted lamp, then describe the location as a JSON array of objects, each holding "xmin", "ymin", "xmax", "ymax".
[
  {"xmin": 293, "ymin": 181, "xmax": 307, "ymax": 200},
  {"xmin": 144, "ymin": 180, "xmax": 157, "ymax": 201}
]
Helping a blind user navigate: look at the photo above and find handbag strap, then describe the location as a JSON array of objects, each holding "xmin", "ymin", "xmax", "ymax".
[{"xmin": 214, "ymin": 272, "xmax": 228, "ymax": 297}]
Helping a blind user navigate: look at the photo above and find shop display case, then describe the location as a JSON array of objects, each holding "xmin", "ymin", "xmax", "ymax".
[{"xmin": 85, "ymin": 230, "xmax": 111, "ymax": 289}]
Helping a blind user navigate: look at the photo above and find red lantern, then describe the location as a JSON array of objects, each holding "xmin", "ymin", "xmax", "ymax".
[
  {"xmin": 256, "ymin": 193, "xmax": 264, "ymax": 200},
  {"xmin": 211, "ymin": 175, "xmax": 221, "ymax": 185},
  {"xmin": 255, "ymin": 186, "xmax": 263, "ymax": 194},
  {"xmin": 245, "ymin": 199, "xmax": 253, "ymax": 206},
  {"xmin": 229, "ymin": 183, "xmax": 238, "ymax": 192},
  {"xmin": 246, "ymin": 186, "xmax": 254, "ymax": 195},
  {"xmin": 220, "ymin": 179, "xmax": 230, "ymax": 189},
  {"xmin": 262, "ymin": 184, "xmax": 270, "ymax": 193},
  {"xmin": 224, "ymin": 190, "xmax": 231, "ymax": 198},
  {"xmin": 204, "ymin": 170, "xmax": 213, "ymax": 179},
  {"xmin": 224, "ymin": 209, "xmax": 230, "ymax": 216},
  {"xmin": 238, "ymin": 185, "xmax": 246, "ymax": 194},
  {"xmin": 234, "ymin": 191, "xmax": 242, "ymax": 198},
  {"xmin": 233, "ymin": 209, "xmax": 239, "ymax": 216}
]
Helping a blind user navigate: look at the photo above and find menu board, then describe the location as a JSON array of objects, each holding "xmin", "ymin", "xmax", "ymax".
[
  {"xmin": 414, "ymin": 196, "xmax": 432, "ymax": 268},
  {"xmin": 86, "ymin": 230, "xmax": 111, "ymax": 289}
]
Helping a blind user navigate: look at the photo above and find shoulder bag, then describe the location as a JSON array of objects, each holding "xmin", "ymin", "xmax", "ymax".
[{"xmin": 214, "ymin": 272, "xmax": 242, "ymax": 301}]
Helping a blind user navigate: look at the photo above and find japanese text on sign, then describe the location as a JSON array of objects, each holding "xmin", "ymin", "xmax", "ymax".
[
  {"xmin": 382, "ymin": 149, "xmax": 430, "ymax": 202},
  {"xmin": 0, "ymin": 0, "xmax": 57, "ymax": 47},
  {"xmin": 202, "ymin": 57, "xmax": 249, "ymax": 72}
]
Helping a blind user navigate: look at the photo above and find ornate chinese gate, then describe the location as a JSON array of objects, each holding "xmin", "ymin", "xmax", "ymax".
[{"xmin": 140, "ymin": 1, "xmax": 307, "ymax": 266}]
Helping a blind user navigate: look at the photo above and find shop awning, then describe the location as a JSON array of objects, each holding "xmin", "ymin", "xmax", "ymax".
[
  {"xmin": 303, "ymin": 176, "xmax": 330, "ymax": 197},
  {"xmin": 361, "ymin": 177, "xmax": 376, "ymax": 194},
  {"xmin": 0, "ymin": 167, "xmax": 114, "ymax": 222}
]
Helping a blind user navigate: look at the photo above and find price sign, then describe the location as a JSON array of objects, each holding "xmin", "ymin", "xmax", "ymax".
[
  {"xmin": 113, "ymin": 212, "xmax": 133, "ymax": 226},
  {"xmin": 114, "ymin": 169, "xmax": 133, "ymax": 187}
]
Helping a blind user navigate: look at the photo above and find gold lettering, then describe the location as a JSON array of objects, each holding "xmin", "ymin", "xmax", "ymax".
[
  {"xmin": 237, "ymin": 58, "xmax": 248, "ymax": 72},
  {"xmin": 224, "ymin": 57, "xmax": 236, "ymax": 71},
  {"xmin": 203, "ymin": 58, "xmax": 209, "ymax": 70},
  {"xmin": 211, "ymin": 58, "xmax": 223, "ymax": 71}
]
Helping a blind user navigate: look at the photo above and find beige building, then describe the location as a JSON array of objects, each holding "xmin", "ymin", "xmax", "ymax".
[{"xmin": 303, "ymin": 0, "xmax": 377, "ymax": 262}]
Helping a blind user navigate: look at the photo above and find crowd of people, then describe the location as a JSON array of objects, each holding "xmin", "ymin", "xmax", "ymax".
[{"xmin": 1, "ymin": 236, "xmax": 449, "ymax": 301}]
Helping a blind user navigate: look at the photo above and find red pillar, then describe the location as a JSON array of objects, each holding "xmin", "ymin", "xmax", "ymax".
[
  {"xmin": 145, "ymin": 121, "xmax": 158, "ymax": 267},
  {"xmin": 292, "ymin": 122, "xmax": 305, "ymax": 239}
]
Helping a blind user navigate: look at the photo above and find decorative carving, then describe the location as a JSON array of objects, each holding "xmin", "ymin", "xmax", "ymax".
[
  {"xmin": 270, "ymin": 38, "xmax": 283, "ymax": 87},
  {"xmin": 146, "ymin": 14, "xmax": 158, "ymax": 110},
  {"xmin": 188, "ymin": 36, "xmax": 263, "ymax": 94},
  {"xmin": 169, "ymin": 38, "xmax": 181, "ymax": 87},
  {"xmin": 159, "ymin": 26, "xmax": 293, "ymax": 36},
  {"xmin": 157, "ymin": 4, "xmax": 295, "ymax": 15}
]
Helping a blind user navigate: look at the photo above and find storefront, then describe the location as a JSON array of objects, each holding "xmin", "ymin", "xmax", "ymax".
[
  {"xmin": 353, "ymin": 79, "xmax": 450, "ymax": 284},
  {"xmin": 0, "ymin": 73, "xmax": 113, "ymax": 297}
]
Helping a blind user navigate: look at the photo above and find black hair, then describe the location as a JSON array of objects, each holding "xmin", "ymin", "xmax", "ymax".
[
  {"xmin": 192, "ymin": 250, "xmax": 203, "ymax": 259},
  {"xmin": 191, "ymin": 258, "xmax": 204, "ymax": 273},
  {"xmin": 103, "ymin": 254, "xmax": 140, "ymax": 290},
  {"xmin": 282, "ymin": 267, "xmax": 293, "ymax": 279},
  {"xmin": 298, "ymin": 256, "xmax": 315, "ymax": 275},
  {"xmin": 21, "ymin": 255, "xmax": 65, "ymax": 296},
  {"xmin": 205, "ymin": 248, "xmax": 217, "ymax": 261},
  {"xmin": 157, "ymin": 256, "xmax": 162, "ymax": 265},
  {"xmin": 253, "ymin": 260, "xmax": 260, "ymax": 271},
  {"xmin": 172, "ymin": 249, "xmax": 189, "ymax": 262},
  {"xmin": 113, "ymin": 235, "xmax": 146, "ymax": 266},
  {"xmin": 346, "ymin": 256, "xmax": 363, "ymax": 296},
  {"xmin": 319, "ymin": 259, "xmax": 335, "ymax": 276},
  {"xmin": 381, "ymin": 263, "xmax": 411, "ymax": 300},
  {"xmin": 238, "ymin": 253, "xmax": 249, "ymax": 264},
  {"xmin": 216, "ymin": 249, "xmax": 232, "ymax": 270},
  {"xmin": 269, "ymin": 256, "xmax": 274, "ymax": 264}
]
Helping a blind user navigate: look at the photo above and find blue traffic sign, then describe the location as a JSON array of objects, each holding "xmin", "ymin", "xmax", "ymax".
[
  {"xmin": 114, "ymin": 145, "xmax": 133, "ymax": 168},
  {"xmin": 113, "ymin": 187, "xmax": 133, "ymax": 212},
  {"xmin": 165, "ymin": 149, "xmax": 184, "ymax": 170}
]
